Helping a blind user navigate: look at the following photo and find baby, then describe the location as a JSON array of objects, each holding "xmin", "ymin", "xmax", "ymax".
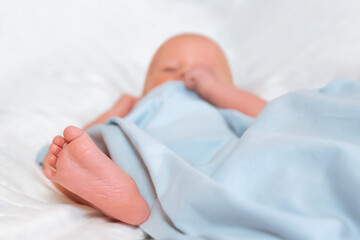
[{"xmin": 42, "ymin": 34, "xmax": 267, "ymax": 226}]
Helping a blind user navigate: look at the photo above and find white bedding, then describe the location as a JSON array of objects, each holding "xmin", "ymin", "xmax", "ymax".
[{"xmin": 1, "ymin": 0, "xmax": 360, "ymax": 239}]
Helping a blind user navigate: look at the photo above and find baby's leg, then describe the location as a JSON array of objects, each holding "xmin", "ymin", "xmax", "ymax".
[{"xmin": 43, "ymin": 126, "xmax": 150, "ymax": 225}]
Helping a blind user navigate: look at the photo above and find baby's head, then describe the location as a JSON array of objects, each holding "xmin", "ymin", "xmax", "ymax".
[{"xmin": 143, "ymin": 34, "xmax": 233, "ymax": 95}]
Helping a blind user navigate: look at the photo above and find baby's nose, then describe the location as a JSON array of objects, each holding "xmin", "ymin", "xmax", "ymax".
[
  {"xmin": 178, "ymin": 66, "xmax": 191, "ymax": 80},
  {"xmin": 179, "ymin": 72, "xmax": 186, "ymax": 79}
]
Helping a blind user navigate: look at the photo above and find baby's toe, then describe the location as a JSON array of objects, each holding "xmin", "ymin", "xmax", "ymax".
[
  {"xmin": 63, "ymin": 126, "xmax": 85, "ymax": 143},
  {"xmin": 47, "ymin": 153, "xmax": 58, "ymax": 168},
  {"xmin": 43, "ymin": 152, "xmax": 57, "ymax": 180},
  {"xmin": 49, "ymin": 143, "xmax": 62, "ymax": 156},
  {"xmin": 43, "ymin": 168, "xmax": 56, "ymax": 180},
  {"xmin": 52, "ymin": 135, "xmax": 66, "ymax": 148}
]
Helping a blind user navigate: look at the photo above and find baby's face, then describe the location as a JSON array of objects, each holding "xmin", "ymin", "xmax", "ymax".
[{"xmin": 143, "ymin": 34, "xmax": 232, "ymax": 95}]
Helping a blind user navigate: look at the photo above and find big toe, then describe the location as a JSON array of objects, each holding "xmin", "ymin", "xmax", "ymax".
[{"xmin": 63, "ymin": 126, "xmax": 85, "ymax": 143}]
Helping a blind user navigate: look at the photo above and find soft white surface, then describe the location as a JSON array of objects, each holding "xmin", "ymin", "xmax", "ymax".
[{"xmin": 0, "ymin": 0, "xmax": 360, "ymax": 239}]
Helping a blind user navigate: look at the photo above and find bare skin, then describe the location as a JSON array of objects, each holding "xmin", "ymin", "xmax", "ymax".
[
  {"xmin": 183, "ymin": 65, "xmax": 267, "ymax": 118},
  {"xmin": 144, "ymin": 34, "xmax": 266, "ymax": 118},
  {"xmin": 43, "ymin": 126, "xmax": 149, "ymax": 225},
  {"xmin": 83, "ymin": 94, "xmax": 138, "ymax": 130},
  {"xmin": 42, "ymin": 33, "xmax": 267, "ymax": 226}
]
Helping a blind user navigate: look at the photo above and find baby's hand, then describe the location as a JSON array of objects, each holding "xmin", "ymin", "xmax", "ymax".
[
  {"xmin": 113, "ymin": 94, "xmax": 139, "ymax": 117},
  {"xmin": 183, "ymin": 65, "xmax": 222, "ymax": 100}
]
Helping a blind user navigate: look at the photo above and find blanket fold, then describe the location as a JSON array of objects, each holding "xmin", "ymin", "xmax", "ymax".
[{"xmin": 37, "ymin": 80, "xmax": 360, "ymax": 240}]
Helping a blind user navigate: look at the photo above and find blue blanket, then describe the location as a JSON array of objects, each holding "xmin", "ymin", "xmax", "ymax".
[{"xmin": 37, "ymin": 80, "xmax": 360, "ymax": 239}]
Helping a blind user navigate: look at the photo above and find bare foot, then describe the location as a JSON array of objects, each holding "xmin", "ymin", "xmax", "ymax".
[{"xmin": 42, "ymin": 126, "xmax": 150, "ymax": 225}]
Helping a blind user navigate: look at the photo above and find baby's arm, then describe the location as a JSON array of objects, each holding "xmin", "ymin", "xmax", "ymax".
[
  {"xmin": 83, "ymin": 94, "xmax": 138, "ymax": 130},
  {"xmin": 202, "ymin": 84, "xmax": 266, "ymax": 118},
  {"xmin": 184, "ymin": 66, "xmax": 267, "ymax": 118}
]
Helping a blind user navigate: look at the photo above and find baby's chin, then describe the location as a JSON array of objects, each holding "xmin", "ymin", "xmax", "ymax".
[{"xmin": 143, "ymin": 78, "xmax": 182, "ymax": 96}]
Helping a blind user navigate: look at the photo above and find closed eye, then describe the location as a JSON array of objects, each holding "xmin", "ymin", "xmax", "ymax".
[{"xmin": 163, "ymin": 67, "xmax": 177, "ymax": 72}]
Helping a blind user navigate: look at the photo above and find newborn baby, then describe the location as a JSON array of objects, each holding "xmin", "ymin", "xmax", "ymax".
[{"xmin": 41, "ymin": 34, "xmax": 267, "ymax": 225}]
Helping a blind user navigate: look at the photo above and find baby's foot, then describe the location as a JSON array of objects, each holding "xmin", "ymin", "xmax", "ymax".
[
  {"xmin": 183, "ymin": 65, "xmax": 231, "ymax": 105},
  {"xmin": 42, "ymin": 126, "xmax": 150, "ymax": 225}
]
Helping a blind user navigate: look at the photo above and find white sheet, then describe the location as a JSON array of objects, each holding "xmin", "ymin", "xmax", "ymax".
[{"xmin": 1, "ymin": 0, "xmax": 360, "ymax": 239}]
